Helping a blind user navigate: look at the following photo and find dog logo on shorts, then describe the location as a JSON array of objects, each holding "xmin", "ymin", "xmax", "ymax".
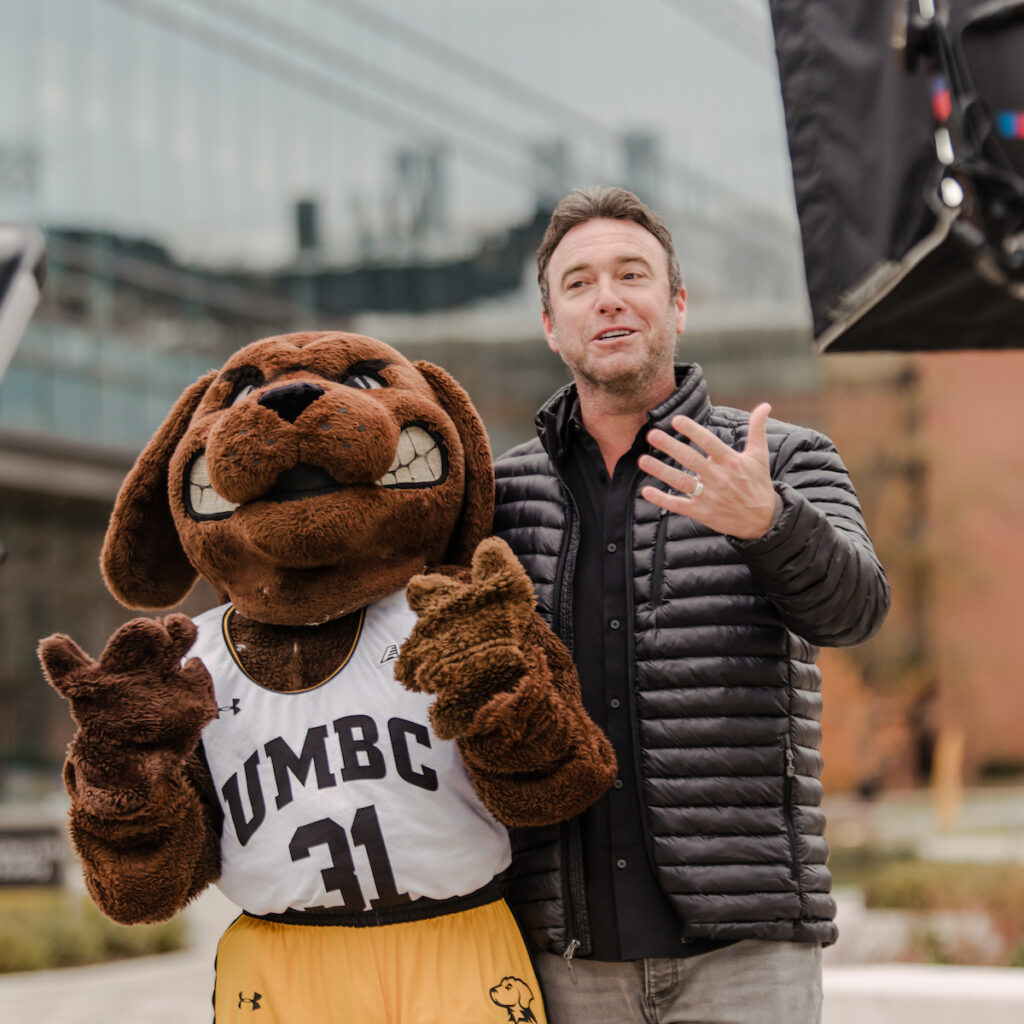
[{"xmin": 489, "ymin": 976, "xmax": 538, "ymax": 1022}]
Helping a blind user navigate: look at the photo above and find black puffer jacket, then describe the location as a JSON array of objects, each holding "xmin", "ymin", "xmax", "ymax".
[{"xmin": 493, "ymin": 365, "xmax": 889, "ymax": 953}]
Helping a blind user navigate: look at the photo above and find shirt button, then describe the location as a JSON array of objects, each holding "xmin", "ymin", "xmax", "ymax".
[
  {"xmin": 613, "ymin": 778, "xmax": 624, "ymax": 789},
  {"xmin": 609, "ymin": 618, "xmax": 621, "ymax": 630},
  {"xmin": 616, "ymin": 858, "xmax": 628, "ymax": 869},
  {"xmin": 606, "ymin": 542, "xmax": 617, "ymax": 553},
  {"xmin": 609, "ymin": 698, "xmax": 621, "ymax": 709}
]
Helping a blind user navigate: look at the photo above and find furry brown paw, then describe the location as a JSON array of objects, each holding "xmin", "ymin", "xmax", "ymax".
[
  {"xmin": 395, "ymin": 537, "xmax": 536, "ymax": 738},
  {"xmin": 39, "ymin": 614, "xmax": 216, "ymax": 753}
]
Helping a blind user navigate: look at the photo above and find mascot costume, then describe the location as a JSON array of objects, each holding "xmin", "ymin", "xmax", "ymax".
[{"xmin": 38, "ymin": 331, "xmax": 615, "ymax": 1023}]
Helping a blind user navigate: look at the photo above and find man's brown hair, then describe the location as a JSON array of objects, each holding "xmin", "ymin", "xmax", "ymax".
[{"xmin": 537, "ymin": 185, "xmax": 684, "ymax": 316}]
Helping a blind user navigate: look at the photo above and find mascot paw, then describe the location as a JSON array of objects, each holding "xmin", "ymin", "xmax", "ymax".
[
  {"xmin": 395, "ymin": 537, "xmax": 535, "ymax": 738},
  {"xmin": 39, "ymin": 614, "xmax": 216, "ymax": 753}
]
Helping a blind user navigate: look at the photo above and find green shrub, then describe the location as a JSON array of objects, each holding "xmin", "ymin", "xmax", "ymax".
[
  {"xmin": 863, "ymin": 859, "xmax": 1024, "ymax": 915},
  {"xmin": 861, "ymin": 857, "xmax": 1024, "ymax": 963},
  {"xmin": 827, "ymin": 843, "xmax": 917, "ymax": 888},
  {"xmin": 912, "ymin": 926, "xmax": 955, "ymax": 965},
  {"xmin": 978, "ymin": 757, "xmax": 1024, "ymax": 780},
  {"xmin": 0, "ymin": 888, "xmax": 185, "ymax": 973}
]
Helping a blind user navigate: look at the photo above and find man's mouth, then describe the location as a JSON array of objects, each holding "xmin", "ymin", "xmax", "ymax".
[
  {"xmin": 185, "ymin": 424, "xmax": 447, "ymax": 520},
  {"xmin": 594, "ymin": 329, "xmax": 634, "ymax": 341}
]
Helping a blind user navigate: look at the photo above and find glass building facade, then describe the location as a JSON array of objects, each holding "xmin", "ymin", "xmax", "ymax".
[
  {"xmin": 1, "ymin": 0, "xmax": 808, "ymax": 452},
  {"xmin": 0, "ymin": 0, "xmax": 817, "ymax": 774}
]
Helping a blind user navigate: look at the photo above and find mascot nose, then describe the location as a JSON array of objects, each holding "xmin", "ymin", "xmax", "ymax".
[{"xmin": 257, "ymin": 382, "xmax": 325, "ymax": 423}]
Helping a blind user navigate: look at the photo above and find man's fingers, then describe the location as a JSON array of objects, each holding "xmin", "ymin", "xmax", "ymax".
[
  {"xmin": 643, "ymin": 403, "xmax": 778, "ymax": 539},
  {"xmin": 664, "ymin": 415, "xmax": 731, "ymax": 461},
  {"xmin": 655, "ymin": 404, "xmax": 772, "ymax": 469},
  {"xmin": 646, "ymin": 429, "xmax": 703, "ymax": 474},
  {"xmin": 639, "ymin": 453, "xmax": 701, "ymax": 495},
  {"xmin": 641, "ymin": 485, "xmax": 674, "ymax": 511},
  {"xmin": 745, "ymin": 403, "xmax": 772, "ymax": 457}
]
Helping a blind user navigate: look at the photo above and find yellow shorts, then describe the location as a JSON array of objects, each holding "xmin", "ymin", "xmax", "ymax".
[{"xmin": 213, "ymin": 895, "xmax": 546, "ymax": 1024}]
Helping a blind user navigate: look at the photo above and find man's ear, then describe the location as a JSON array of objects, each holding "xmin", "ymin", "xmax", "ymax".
[
  {"xmin": 413, "ymin": 360, "xmax": 494, "ymax": 565},
  {"xmin": 101, "ymin": 370, "xmax": 218, "ymax": 609},
  {"xmin": 542, "ymin": 310, "xmax": 559, "ymax": 354},
  {"xmin": 674, "ymin": 286, "xmax": 687, "ymax": 334}
]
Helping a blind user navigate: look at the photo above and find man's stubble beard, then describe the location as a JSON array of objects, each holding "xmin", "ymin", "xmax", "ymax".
[{"xmin": 567, "ymin": 325, "xmax": 679, "ymax": 399}]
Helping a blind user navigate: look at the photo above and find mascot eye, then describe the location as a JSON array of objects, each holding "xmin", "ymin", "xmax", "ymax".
[
  {"xmin": 224, "ymin": 366, "xmax": 266, "ymax": 407},
  {"xmin": 230, "ymin": 384, "xmax": 259, "ymax": 406},
  {"xmin": 338, "ymin": 360, "xmax": 390, "ymax": 390},
  {"xmin": 343, "ymin": 372, "xmax": 386, "ymax": 390}
]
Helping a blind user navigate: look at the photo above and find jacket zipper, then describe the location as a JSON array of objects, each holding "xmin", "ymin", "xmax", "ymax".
[
  {"xmin": 782, "ymin": 738, "xmax": 800, "ymax": 881},
  {"xmin": 552, "ymin": 475, "xmax": 590, "ymax": 961},
  {"xmin": 626, "ymin": 473, "xmax": 661, "ymax": 877},
  {"xmin": 551, "ymin": 477, "xmax": 580, "ymax": 655},
  {"xmin": 651, "ymin": 508, "xmax": 669, "ymax": 608},
  {"xmin": 781, "ymin": 642, "xmax": 807, "ymax": 913},
  {"xmin": 563, "ymin": 936, "xmax": 580, "ymax": 982}
]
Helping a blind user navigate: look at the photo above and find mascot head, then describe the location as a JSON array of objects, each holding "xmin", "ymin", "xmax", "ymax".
[{"xmin": 100, "ymin": 331, "xmax": 493, "ymax": 625}]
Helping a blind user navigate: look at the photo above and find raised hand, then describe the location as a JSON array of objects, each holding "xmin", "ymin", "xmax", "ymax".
[
  {"xmin": 38, "ymin": 615, "xmax": 221, "ymax": 922},
  {"xmin": 639, "ymin": 401, "xmax": 781, "ymax": 540},
  {"xmin": 39, "ymin": 614, "xmax": 216, "ymax": 756},
  {"xmin": 394, "ymin": 537, "xmax": 535, "ymax": 740}
]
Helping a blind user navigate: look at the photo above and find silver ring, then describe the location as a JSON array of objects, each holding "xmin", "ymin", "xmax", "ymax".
[{"xmin": 691, "ymin": 477, "xmax": 704, "ymax": 499}]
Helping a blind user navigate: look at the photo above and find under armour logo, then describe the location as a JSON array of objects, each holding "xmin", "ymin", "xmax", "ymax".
[
  {"xmin": 218, "ymin": 698, "xmax": 242, "ymax": 717},
  {"xmin": 238, "ymin": 991, "xmax": 262, "ymax": 1010},
  {"xmin": 380, "ymin": 644, "xmax": 400, "ymax": 664}
]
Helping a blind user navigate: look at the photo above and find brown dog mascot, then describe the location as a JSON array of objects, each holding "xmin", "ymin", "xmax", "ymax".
[{"xmin": 38, "ymin": 331, "xmax": 615, "ymax": 1023}]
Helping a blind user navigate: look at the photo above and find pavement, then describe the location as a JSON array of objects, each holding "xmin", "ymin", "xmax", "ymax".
[{"xmin": 823, "ymin": 963, "xmax": 1024, "ymax": 1023}]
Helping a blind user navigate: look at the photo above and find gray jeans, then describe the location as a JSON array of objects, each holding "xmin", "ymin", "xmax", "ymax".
[{"xmin": 534, "ymin": 939, "xmax": 822, "ymax": 1024}]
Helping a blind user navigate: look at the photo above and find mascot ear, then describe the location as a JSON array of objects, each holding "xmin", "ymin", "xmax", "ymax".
[
  {"xmin": 101, "ymin": 370, "xmax": 218, "ymax": 609},
  {"xmin": 413, "ymin": 360, "xmax": 494, "ymax": 565}
]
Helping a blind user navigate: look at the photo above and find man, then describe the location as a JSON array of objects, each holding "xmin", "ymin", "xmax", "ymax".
[{"xmin": 492, "ymin": 186, "xmax": 890, "ymax": 1024}]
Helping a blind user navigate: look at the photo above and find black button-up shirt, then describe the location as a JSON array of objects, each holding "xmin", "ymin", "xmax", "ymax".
[{"xmin": 564, "ymin": 409, "xmax": 729, "ymax": 961}]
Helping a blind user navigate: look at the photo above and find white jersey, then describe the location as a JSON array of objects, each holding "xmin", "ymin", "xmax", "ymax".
[{"xmin": 191, "ymin": 589, "xmax": 511, "ymax": 916}]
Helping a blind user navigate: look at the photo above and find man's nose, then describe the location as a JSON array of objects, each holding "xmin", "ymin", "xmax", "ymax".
[{"xmin": 595, "ymin": 277, "xmax": 626, "ymax": 313}]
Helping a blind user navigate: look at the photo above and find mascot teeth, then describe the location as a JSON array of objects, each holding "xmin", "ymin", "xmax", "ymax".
[
  {"xmin": 187, "ymin": 425, "xmax": 443, "ymax": 517},
  {"xmin": 188, "ymin": 452, "xmax": 241, "ymax": 517},
  {"xmin": 376, "ymin": 426, "xmax": 444, "ymax": 487}
]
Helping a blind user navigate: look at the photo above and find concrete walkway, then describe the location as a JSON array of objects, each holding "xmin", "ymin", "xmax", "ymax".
[
  {"xmin": 1, "ymin": 947, "xmax": 219, "ymax": 1024},
  {"xmin": 823, "ymin": 963, "xmax": 1024, "ymax": 1023}
]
